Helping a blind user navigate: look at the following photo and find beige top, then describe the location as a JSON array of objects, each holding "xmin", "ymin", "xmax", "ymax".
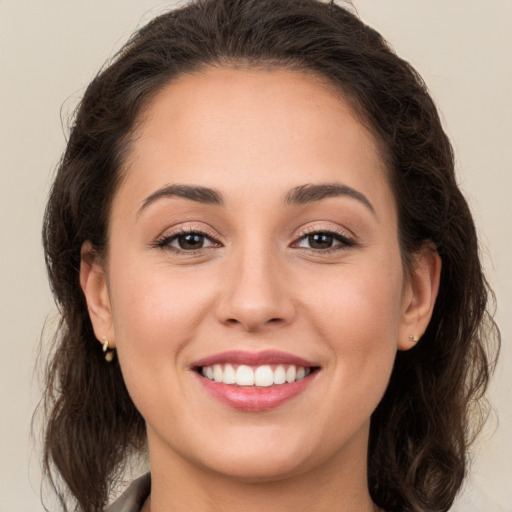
[{"xmin": 106, "ymin": 474, "xmax": 151, "ymax": 512}]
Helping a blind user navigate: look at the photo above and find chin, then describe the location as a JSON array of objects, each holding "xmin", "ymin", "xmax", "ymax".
[{"xmin": 198, "ymin": 449, "xmax": 312, "ymax": 483}]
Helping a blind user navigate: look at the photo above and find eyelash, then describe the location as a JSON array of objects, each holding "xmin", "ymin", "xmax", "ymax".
[
  {"xmin": 153, "ymin": 226, "xmax": 221, "ymax": 255},
  {"xmin": 291, "ymin": 227, "xmax": 356, "ymax": 253},
  {"xmin": 153, "ymin": 226, "xmax": 356, "ymax": 255}
]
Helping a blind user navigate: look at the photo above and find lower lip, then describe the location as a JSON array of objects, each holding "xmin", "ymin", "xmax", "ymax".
[{"xmin": 195, "ymin": 372, "xmax": 317, "ymax": 412}]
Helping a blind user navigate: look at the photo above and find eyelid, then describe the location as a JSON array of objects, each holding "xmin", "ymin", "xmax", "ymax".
[
  {"xmin": 152, "ymin": 224, "xmax": 223, "ymax": 253},
  {"xmin": 291, "ymin": 224, "xmax": 356, "ymax": 251}
]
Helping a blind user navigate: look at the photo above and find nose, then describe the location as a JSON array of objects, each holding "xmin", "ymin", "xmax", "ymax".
[{"xmin": 215, "ymin": 244, "xmax": 296, "ymax": 333}]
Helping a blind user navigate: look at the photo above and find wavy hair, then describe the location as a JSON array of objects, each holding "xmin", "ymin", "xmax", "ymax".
[{"xmin": 40, "ymin": 1, "xmax": 499, "ymax": 510}]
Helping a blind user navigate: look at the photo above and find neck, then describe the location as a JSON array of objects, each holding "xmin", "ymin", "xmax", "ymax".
[{"xmin": 145, "ymin": 423, "xmax": 377, "ymax": 512}]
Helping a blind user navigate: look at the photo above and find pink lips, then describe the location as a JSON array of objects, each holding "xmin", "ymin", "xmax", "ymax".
[
  {"xmin": 193, "ymin": 350, "xmax": 316, "ymax": 368},
  {"xmin": 192, "ymin": 350, "xmax": 319, "ymax": 412}
]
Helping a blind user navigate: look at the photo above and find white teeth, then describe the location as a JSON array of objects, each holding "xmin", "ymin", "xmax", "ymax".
[
  {"xmin": 273, "ymin": 365, "xmax": 286, "ymax": 385},
  {"xmin": 236, "ymin": 365, "xmax": 255, "ymax": 386},
  {"xmin": 201, "ymin": 363, "xmax": 312, "ymax": 386},
  {"xmin": 222, "ymin": 364, "xmax": 236, "ymax": 384},
  {"xmin": 213, "ymin": 364, "xmax": 223, "ymax": 382},
  {"xmin": 254, "ymin": 365, "xmax": 274, "ymax": 387},
  {"xmin": 285, "ymin": 365, "xmax": 296, "ymax": 383}
]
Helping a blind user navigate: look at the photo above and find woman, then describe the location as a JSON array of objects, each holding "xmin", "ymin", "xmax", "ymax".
[{"xmin": 41, "ymin": 0, "xmax": 499, "ymax": 511}]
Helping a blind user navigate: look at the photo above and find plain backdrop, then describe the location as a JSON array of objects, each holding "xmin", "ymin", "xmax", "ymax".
[{"xmin": 0, "ymin": 1, "xmax": 510, "ymax": 511}]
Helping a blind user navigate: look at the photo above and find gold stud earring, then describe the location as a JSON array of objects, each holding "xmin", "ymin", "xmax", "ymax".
[
  {"xmin": 102, "ymin": 337, "xmax": 115, "ymax": 362},
  {"xmin": 408, "ymin": 334, "xmax": 419, "ymax": 343}
]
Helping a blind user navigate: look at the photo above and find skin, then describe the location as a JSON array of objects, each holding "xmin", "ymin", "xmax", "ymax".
[{"xmin": 81, "ymin": 67, "xmax": 440, "ymax": 512}]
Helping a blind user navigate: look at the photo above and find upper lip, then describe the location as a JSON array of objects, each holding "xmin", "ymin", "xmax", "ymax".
[{"xmin": 192, "ymin": 350, "xmax": 318, "ymax": 368}]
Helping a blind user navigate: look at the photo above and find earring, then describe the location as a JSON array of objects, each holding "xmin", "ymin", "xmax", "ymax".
[
  {"xmin": 102, "ymin": 337, "xmax": 115, "ymax": 362},
  {"xmin": 408, "ymin": 334, "xmax": 419, "ymax": 343}
]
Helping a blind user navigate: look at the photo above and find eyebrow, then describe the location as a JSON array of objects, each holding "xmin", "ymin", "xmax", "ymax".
[
  {"xmin": 138, "ymin": 181, "xmax": 375, "ymax": 216},
  {"xmin": 139, "ymin": 184, "xmax": 224, "ymax": 215},
  {"xmin": 285, "ymin": 183, "xmax": 376, "ymax": 215}
]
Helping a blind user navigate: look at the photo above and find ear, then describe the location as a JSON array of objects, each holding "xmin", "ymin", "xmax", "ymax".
[
  {"xmin": 80, "ymin": 241, "xmax": 115, "ymax": 348},
  {"xmin": 398, "ymin": 244, "xmax": 441, "ymax": 351}
]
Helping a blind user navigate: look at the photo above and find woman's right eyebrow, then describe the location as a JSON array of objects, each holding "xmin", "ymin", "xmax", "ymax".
[{"xmin": 138, "ymin": 184, "xmax": 224, "ymax": 216}]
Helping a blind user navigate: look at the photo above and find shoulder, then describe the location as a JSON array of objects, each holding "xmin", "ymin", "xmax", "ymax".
[{"xmin": 105, "ymin": 474, "xmax": 151, "ymax": 512}]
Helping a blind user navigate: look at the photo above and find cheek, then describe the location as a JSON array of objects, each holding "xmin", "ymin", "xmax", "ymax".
[
  {"xmin": 108, "ymin": 261, "xmax": 217, "ymax": 376},
  {"xmin": 301, "ymin": 257, "xmax": 403, "ymax": 336},
  {"xmin": 106, "ymin": 264, "xmax": 219, "ymax": 424},
  {"xmin": 298, "ymin": 256, "xmax": 403, "ymax": 389}
]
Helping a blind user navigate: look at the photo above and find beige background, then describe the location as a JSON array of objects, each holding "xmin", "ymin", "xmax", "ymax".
[{"xmin": 0, "ymin": 1, "xmax": 510, "ymax": 510}]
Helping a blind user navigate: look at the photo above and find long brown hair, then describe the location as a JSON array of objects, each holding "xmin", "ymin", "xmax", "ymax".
[{"xmin": 41, "ymin": 1, "xmax": 499, "ymax": 510}]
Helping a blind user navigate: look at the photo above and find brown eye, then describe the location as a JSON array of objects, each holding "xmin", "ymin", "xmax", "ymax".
[
  {"xmin": 177, "ymin": 233, "xmax": 205, "ymax": 250},
  {"xmin": 156, "ymin": 230, "xmax": 219, "ymax": 252},
  {"xmin": 308, "ymin": 233, "xmax": 334, "ymax": 249},
  {"xmin": 293, "ymin": 230, "xmax": 355, "ymax": 252}
]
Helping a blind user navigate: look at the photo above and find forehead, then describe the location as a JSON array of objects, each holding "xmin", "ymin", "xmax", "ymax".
[{"xmin": 118, "ymin": 66, "xmax": 394, "ymax": 219}]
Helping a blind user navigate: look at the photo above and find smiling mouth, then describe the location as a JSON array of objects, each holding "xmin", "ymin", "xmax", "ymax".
[
  {"xmin": 192, "ymin": 350, "xmax": 320, "ymax": 411},
  {"xmin": 197, "ymin": 363, "xmax": 316, "ymax": 387}
]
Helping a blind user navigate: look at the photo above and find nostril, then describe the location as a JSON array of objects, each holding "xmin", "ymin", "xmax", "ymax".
[{"xmin": 225, "ymin": 316, "xmax": 285, "ymax": 328}]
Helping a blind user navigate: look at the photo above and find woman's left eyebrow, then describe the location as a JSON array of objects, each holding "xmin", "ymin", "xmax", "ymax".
[{"xmin": 285, "ymin": 183, "xmax": 376, "ymax": 217}]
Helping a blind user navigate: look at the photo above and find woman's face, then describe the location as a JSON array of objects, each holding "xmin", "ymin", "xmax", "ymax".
[{"xmin": 84, "ymin": 67, "xmax": 431, "ymax": 481}]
